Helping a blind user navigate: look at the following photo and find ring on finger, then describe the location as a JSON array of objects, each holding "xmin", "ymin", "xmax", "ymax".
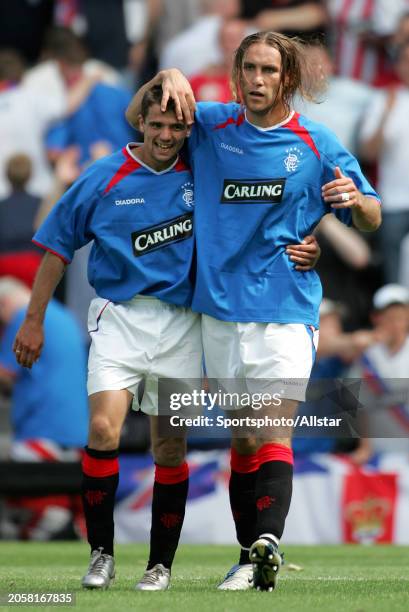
[{"xmin": 340, "ymin": 192, "xmax": 350, "ymax": 202}]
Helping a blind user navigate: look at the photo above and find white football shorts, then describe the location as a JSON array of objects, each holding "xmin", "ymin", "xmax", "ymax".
[
  {"xmin": 87, "ymin": 295, "xmax": 202, "ymax": 415},
  {"xmin": 201, "ymin": 314, "xmax": 319, "ymax": 404}
]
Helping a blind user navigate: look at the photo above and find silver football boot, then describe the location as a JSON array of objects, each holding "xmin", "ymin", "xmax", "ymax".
[
  {"xmin": 217, "ymin": 563, "xmax": 253, "ymax": 590},
  {"xmin": 81, "ymin": 548, "xmax": 115, "ymax": 589},
  {"xmin": 135, "ymin": 564, "xmax": 170, "ymax": 591}
]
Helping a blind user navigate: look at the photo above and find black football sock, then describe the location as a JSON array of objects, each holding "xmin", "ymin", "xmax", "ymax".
[
  {"xmin": 147, "ymin": 462, "xmax": 189, "ymax": 571},
  {"xmin": 230, "ymin": 448, "xmax": 259, "ymax": 565},
  {"xmin": 255, "ymin": 443, "xmax": 293, "ymax": 541},
  {"xmin": 81, "ymin": 446, "xmax": 119, "ymax": 556}
]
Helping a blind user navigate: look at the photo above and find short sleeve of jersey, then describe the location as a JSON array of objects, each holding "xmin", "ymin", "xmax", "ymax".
[
  {"xmin": 188, "ymin": 101, "xmax": 240, "ymax": 157},
  {"xmin": 319, "ymin": 126, "xmax": 380, "ymax": 226},
  {"xmin": 33, "ymin": 164, "xmax": 101, "ymax": 263},
  {"xmin": 358, "ymin": 91, "xmax": 386, "ymax": 141}
]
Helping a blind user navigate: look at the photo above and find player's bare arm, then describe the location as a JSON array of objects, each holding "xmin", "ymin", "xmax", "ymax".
[
  {"xmin": 285, "ymin": 235, "xmax": 321, "ymax": 271},
  {"xmin": 321, "ymin": 166, "xmax": 381, "ymax": 231},
  {"xmin": 13, "ymin": 253, "xmax": 66, "ymax": 369},
  {"xmin": 126, "ymin": 69, "xmax": 196, "ymax": 127}
]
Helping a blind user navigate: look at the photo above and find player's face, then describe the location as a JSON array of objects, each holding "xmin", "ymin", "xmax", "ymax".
[
  {"xmin": 138, "ymin": 104, "xmax": 190, "ymax": 171},
  {"xmin": 374, "ymin": 305, "xmax": 409, "ymax": 340},
  {"xmin": 240, "ymin": 43, "xmax": 286, "ymax": 126}
]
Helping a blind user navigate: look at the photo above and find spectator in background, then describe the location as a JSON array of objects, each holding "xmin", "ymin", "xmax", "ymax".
[
  {"xmin": 359, "ymin": 40, "xmax": 409, "ymax": 283},
  {"xmin": 314, "ymin": 214, "xmax": 378, "ymax": 330},
  {"xmin": 54, "ymin": 0, "xmax": 161, "ymax": 74},
  {"xmin": 0, "ymin": 49, "xmax": 64, "ymax": 200},
  {"xmin": 53, "ymin": 1, "xmax": 163, "ymax": 88},
  {"xmin": 154, "ymin": 0, "xmax": 203, "ymax": 56},
  {"xmin": 160, "ymin": 0, "xmax": 327, "ymax": 79},
  {"xmin": 294, "ymin": 42, "xmax": 374, "ymax": 156},
  {"xmin": 0, "ymin": 277, "xmax": 88, "ymax": 540},
  {"xmin": 159, "ymin": 0, "xmax": 240, "ymax": 77},
  {"xmin": 24, "ymin": 27, "xmax": 121, "ymax": 105},
  {"xmin": 326, "ymin": 0, "xmax": 409, "ymax": 86},
  {"xmin": 347, "ymin": 284, "xmax": 409, "ymax": 463},
  {"xmin": 190, "ymin": 18, "xmax": 248, "ymax": 103},
  {"xmin": 42, "ymin": 31, "xmax": 135, "ymax": 167},
  {"xmin": 0, "ymin": 155, "xmax": 42, "ymax": 288},
  {"xmin": 293, "ymin": 298, "xmax": 378, "ymax": 455},
  {"xmin": 240, "ymin": 0, "xmax": 327, "ymax": 42},
  {"xmin": 0, "ymin": 47, "xmax": 102, "ymax": 199}
]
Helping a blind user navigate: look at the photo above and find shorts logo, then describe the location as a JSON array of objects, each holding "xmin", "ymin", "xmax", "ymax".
[
  {"xmin": 221, "ymin": 179, "xmax": 286, "ymax": 204},
  {"xmin": 131, "ymin": 212, "xmax": 193, "ymax": 257},
  {"xmin": 284, "ymin": 147, "xmax": 302, "ymax": 172},
  {"xmin": 181, "ymin": 182, "xmax": 194, "ymax": 207}
]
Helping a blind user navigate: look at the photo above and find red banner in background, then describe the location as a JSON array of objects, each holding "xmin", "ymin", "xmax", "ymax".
[{"xmin": 342, "ymin": 471, "xmax": 398, "ymax": 544}]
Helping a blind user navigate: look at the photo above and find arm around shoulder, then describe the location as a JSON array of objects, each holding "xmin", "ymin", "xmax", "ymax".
[{"xmin": 126, "ymin": 69, "xmax": 196, "ymax": 128}]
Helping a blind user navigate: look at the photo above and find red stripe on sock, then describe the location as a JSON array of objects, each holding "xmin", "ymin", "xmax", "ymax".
[
  {"xmin": 82, "ymin": 453, "xmax": 119, "ymax": 478},
  {"xmin": 230, "ymin": 448, "xmax": 259, "ymax": 473},
  {"xmin": 155, "ymin": 462, "xmax": 189, "ymax": 485},
  {"xmin": 258, "ymin": 443, "xmax": 293, "ymax": 466}
]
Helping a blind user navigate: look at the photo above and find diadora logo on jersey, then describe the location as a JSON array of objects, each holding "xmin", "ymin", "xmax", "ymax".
[
  {"xmin": 284, "ymin": 147, "xmax": 302, "ymax": 172},
  {"xmin": 220, "ymin": 142, "xmax": 244, "ymax": 155},
  {"xmin": 115, "ymin": 197, "xmax": 145, "ymax": 205},
  {"xmin": 181, "ymin": 182, "xmax": 194, "ymax": 207},
  {"xmin": 131, "ymin": 213, "xmax": 193, "ymax": 257},
  {"xmin": 221, "ymin": 179, "xmax": 286, "ymax": 204}
]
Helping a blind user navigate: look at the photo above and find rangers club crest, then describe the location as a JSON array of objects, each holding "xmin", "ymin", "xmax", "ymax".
[
  {"xmin": 181, "ymin": 182, "xmax": 194, "ymax": 207},
  {"xmin": 284, "ymin": 147, "xmax": 302, "ymax": 172}
]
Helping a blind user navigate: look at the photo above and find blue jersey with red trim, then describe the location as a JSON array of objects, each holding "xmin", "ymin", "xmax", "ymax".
[
  {"xmin": 188, "ymin": 102, "xmax": 380, "ymax": 326},
  {"xmin": 33, "ymin": 144, "xmax": 195, "ymax": 304}
]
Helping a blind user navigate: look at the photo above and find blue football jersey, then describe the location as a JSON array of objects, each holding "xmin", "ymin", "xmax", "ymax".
[
  {"xmin": 33, "ymin": 145, "xmax": 195, "ymax": 305},
  {"xmin": 188, "ymin": 102, "xmax": 380, "ymax": 327}
]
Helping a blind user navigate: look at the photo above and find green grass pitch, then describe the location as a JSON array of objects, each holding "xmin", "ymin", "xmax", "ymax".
[{"xmin": 0, "ymin": 543, "xmax": 408, "ymax": 611}]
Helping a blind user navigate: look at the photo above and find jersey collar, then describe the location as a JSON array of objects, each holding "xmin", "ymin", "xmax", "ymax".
[
  {"xmin": 244, "ymin": 110, "xmax": 295, "ymax": 132},
  {"xmin": 125, "ymin": 143, "xmax": 179, "ymax": 175}
]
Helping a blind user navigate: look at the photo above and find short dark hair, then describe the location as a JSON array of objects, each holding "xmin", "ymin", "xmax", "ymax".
[
  {"xmin": 42, "ymin": 26, "xmax": 87, "ymax": 65},
  {"xmin": 140, "ymin": 85, "xmax": 177, "ymax": 119},
  {"xmin": 6, "ymin": 154, "xmax": 32, "ymax": 189}
]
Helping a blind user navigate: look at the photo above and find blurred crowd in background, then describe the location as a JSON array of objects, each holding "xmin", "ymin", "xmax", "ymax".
[{"xmin": 1, "ymin": 0, "xmax": 409, "ymax": 539}]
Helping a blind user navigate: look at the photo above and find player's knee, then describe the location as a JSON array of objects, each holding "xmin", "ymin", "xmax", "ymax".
[
  {"xmin": 89, "ymin": 414, "xmax": 120, "ymax": 448},
  {"xmin": 152, "ymin": 438, "xmax": 186, "ymax": 466},
  {"xmin": 232, "ymin": 436, "xmax": 258, "ymax": 455},
  {"xmin": 257, "ymin": 436, "xmax": 292, "ymax": 449}
]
